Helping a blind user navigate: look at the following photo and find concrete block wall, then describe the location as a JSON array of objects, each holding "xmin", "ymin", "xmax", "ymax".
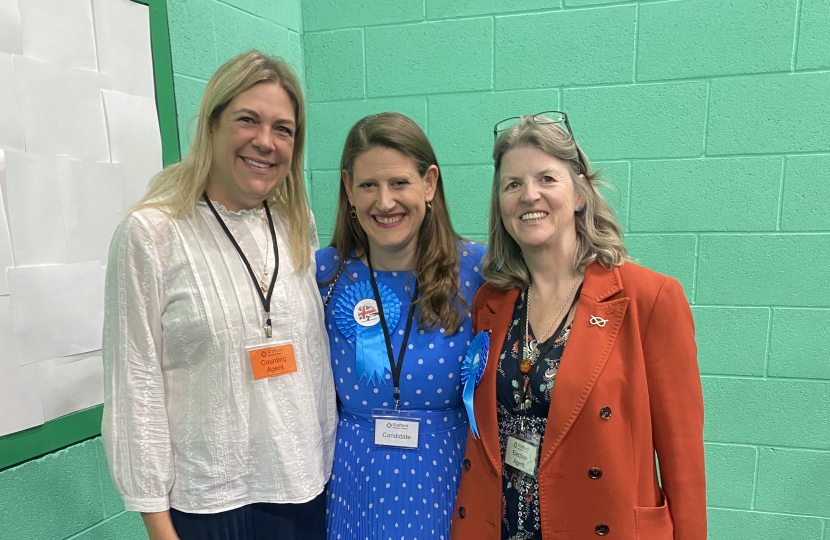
[
  {"xmin": 302, "ymin": 0, "xmax": 830, "ymax": 538},
  {"xmin": 2, "ymin": 1, "xmax": 828, "ymax": 539},
  {"xmin": 0, "ymin": 439, "xmax": 147, "ymax": 539},
  {"xmin": 167, "ymin": 0, "xmax": 303, "ymax": 154}
]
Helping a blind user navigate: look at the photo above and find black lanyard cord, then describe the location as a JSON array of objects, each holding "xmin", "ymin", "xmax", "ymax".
[
  {"xmin": 202, "ymin": 192, "xmax": 279, "ymax": 333},
  {"xmin": 365, "ymin": 247, "xmax": 419, "ymax": 411}
]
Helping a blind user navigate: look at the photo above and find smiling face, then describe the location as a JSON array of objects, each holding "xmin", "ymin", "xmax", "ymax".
[
  {"xmin": 206, "ymin": 82, "xmax": 296, "ymax": 211},
  {"xmin": 343, "ymin": 146, "xmax": 438, "ymax": 269},
  {"xmin": 499, "ymin": 144, "xmax": 585, "ymax": 255}
]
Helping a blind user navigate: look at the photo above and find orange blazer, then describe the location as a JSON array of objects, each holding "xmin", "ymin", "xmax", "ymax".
[{"xmin": 451, "ymin": 262, "xmax": 706, "ymax": 540}]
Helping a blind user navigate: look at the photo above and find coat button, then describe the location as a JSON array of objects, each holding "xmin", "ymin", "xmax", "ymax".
[
  {"xmin": 588, "ymin": 467, "xmax": 603, "ymax": 479},
  {"xmin": 458, "ymin": 506, "xmax": 466, "ymax": 518},
  {"xmin": 595, "ymin": 523, "xmax": 609, "ymax": 535},
  {"xmin": 599, "ymin": 407, "xmax": 612, "ymax": 420},
  {"xmin": 463, "ymin": 459, "xmax": 471, "ymax": 471}
]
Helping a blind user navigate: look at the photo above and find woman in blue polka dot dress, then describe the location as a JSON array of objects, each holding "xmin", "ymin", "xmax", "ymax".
[{"xmin": 316, "ymin": 113, "xmax": 486, "ymax": 540}]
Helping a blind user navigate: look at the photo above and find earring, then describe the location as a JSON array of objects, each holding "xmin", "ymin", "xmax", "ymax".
[
  {"xmin": 425, "ymin": 202, "xmax": 432, "ymax": 213},
  {"xmin": 350, "ymin": 206, "xmax": 357, "ymax": 219},
  {"xmin": 578, "ymin": 205, "xmax": 584, "ymax": 212}
]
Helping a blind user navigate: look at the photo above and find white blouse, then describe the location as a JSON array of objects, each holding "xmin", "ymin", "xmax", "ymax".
[{"xmin": 101, "ymin": 201, "xmax": 337, "ymax": 514}]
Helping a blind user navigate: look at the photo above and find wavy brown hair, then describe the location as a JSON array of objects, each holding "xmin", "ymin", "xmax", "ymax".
[
  {"xmin": 326, "ymin": 112, "xmax": 468, "ymax": 335},
  {"xmin": 133, "ymin": 50, "xmax": 312, "ymax": 270},
  {"xmin": 483, "ymin": 117, "xmax": 629, "ymax": 290}
]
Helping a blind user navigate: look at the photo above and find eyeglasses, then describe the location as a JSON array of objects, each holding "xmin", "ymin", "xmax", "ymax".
[{"xmin": 493, "ymin": 111, "xmax": 587, "ymax": 175}]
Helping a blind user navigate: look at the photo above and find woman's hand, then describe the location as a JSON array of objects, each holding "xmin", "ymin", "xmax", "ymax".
[{"xmin": 141, "ymin": 511, "xmax": 180, "ymax": 540}]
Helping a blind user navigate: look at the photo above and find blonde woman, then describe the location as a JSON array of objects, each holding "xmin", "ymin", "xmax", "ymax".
[
  {"xmin": 102, "ymin": 51, "xmax": 336, "ymax": 540},
  {"xmin": 451, "ymin": 113, "xmax": 705, "ymax": 540}
]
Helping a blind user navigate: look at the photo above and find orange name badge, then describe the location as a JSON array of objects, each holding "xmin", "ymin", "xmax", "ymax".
[{"xmin": 248, "ymin": 343, "xmax": 297, "ymax": 380}]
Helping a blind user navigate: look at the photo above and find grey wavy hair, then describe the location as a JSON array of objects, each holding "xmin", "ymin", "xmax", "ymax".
[{"xmin": 481, "ymin": 117, "xmax": 629, "ymax": 290}]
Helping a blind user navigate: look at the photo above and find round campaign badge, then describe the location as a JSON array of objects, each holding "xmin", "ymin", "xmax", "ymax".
[
  {"xmin": 353, "ymin": 298, "xmax": 380, "ymax": 327},
  {"xmin": 335, "ymin": 280, "xmax": 401, "ymax": 342}
]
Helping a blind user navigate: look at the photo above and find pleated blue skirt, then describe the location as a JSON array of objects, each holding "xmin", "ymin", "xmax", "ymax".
[
  {"xmin": 327, "ymin": 406, "xmax": 468, "ymax": 540},
  {"xmin": 170, "ymin": 491, "xmax": 326, "ymax": 540}
]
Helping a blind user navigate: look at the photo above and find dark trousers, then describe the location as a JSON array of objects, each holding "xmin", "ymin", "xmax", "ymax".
[{"xmin": 170, "ymin": 491, "xmax": 326, "ymax": 540}]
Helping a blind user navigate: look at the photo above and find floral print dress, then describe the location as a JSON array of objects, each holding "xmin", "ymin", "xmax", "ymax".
[{"xmin": 496, "ymin": 292, "xmax": 573, "ymax": 540}]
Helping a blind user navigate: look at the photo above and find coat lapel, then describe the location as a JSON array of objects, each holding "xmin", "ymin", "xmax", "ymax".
[
  {"xmin": 539, "ymin": 263, "xmax": 629, "ymax": 470},
  {"xmin": 475, "ymin": 287, "xmax": 519, "ymax": 475}
]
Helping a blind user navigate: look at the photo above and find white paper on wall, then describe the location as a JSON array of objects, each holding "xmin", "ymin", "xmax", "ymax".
[
  {"xmin": 14, "ymin": 55, "xmax": 110, "ymax": 162},
  {"xmin": 0, "ymin": 153, "xmax": 14, "ymax": 295},
  {"xmin": 37, "ymin": 352, "xmax": 104, "ymax": 422},
  {"xmin": 0, "ymin": 150, "xmax": 7, "ymax": 221},
  {"xmin": 0, "ymin": 53, "xmax": 25, "ymax": 151},
  {"xmin": 0, "ymin": 296, "xmax": 44, "ymax": 437},
  {"xmin": 4, "ymin": 151, "xmax": 68, "ymax": 266},
  {"xmin": 0, "ymin": 0, "xmax": 164, "ymax": 439},
  {"xmin": 122, "ymin": 168, "xmax": 154, "ymax": 210},
  {"xmin": 57, "ymin": 159, "xmax": 125, "ymax": 264},
  {"xmin": 18, "ymin": 0, "xmax": 97, "ymax": 70},
  {"xmin": 102, "ymin": 90, "xmax": 163, "ymax": 208},
  {"xmin": 0, "ymin": 0, "xmax": 23, "ymax": 54},
  {"xmin": 8, "ymin": 261, "xmax": 105, "ymax": 365},
  {"xmin": 93, "ymin": 0, "xmax": 155, "ymax": 98}
]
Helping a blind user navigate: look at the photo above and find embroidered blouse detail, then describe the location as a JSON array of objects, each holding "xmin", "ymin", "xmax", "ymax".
[{"xmin": 101, "ymin": 204, "xmax": 336, "ymax": 514}]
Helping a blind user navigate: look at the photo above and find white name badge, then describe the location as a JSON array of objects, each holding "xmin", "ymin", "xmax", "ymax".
[
  {"xmin": 505, "ymin": 435, "xmax": 540, "ymax": 477},
  {"xmin": 374, "ymin": 417, "xmax": 420, "ymax": 449}
]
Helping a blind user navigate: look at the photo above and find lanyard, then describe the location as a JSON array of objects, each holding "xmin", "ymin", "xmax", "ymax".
[
  {"xmin": 516, "ymin": 283, "xmax": 582, "ymax": 410},
  {"xmin": 365, "ymin": 249, "xmax": 419, "ymax": 412},
  {"xmin": 202, "ymin": 192, "xmax": 279, "ymax": 338}
]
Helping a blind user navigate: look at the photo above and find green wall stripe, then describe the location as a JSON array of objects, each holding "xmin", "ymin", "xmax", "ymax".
[{"xmin": 0, "ymin": 406, "xmax": 103, "ymax": 471}]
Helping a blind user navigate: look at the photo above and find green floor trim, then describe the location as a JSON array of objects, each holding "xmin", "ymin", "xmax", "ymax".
[{"xmin": 0, "ymin": 406, "xmax": 103, "ymax": 470}]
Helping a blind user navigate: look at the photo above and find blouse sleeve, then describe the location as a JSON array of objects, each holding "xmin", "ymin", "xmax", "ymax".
[
  {"xmin": 101, "ymin": 213, "xmax": 173, "ymax": 513},
  {"xmin": 641, "ymin": 277, "xmax": 707, "ymax": 540}
]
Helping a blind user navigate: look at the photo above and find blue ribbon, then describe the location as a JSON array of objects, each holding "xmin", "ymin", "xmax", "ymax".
[
  {"xmin": 355, "ymin": 324, "xmax": 387, "ymax": 386},
  {"xmin": 334, "ymin": 279, "xmax": 401, "ymax": 386},
  {"xmin": 460, "ymin": 331, "xmax": 489, "ymax": 439}
]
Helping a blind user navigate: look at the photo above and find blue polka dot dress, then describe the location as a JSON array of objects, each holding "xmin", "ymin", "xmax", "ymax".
[{"xmin": 316, "ymin": 242, "xmax": 486, "ymax": 540}]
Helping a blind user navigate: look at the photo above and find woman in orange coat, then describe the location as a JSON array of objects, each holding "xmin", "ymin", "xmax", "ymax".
[{"xmin": 451, "ymin": 113, "xmax": 706, "ymax": 540}]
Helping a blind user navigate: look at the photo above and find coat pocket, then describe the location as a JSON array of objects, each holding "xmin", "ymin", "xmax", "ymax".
[{"xmin": 634, "ymin": 497, "xmax": 673, "ymax": 540}]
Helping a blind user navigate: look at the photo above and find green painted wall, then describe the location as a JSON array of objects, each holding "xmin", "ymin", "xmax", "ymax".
[
  {"xmin": 168, "ymin": 0, "xmax": 304, "ymax": 155},
  {"xmin": 0, "ymin": 439, "xmax": 147, "ymax": 540},
  {"xmin": 3, "ymin": 1, "xmax": 829, "ymax": 539},
  {"xmin": 301, "ymin": 1, "xmax": 830, "ymax": 539}
]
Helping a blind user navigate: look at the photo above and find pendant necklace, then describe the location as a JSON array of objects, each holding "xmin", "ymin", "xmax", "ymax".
[
  {"xmin": 259, "ymin": 212, "xmax": 270, "ymax": 293},
  {"xmin": 202, "ymin": 193, "xmax": 279, "ymax": 338},
  {"xmin": 521, "ymin": 276, "xmax": 580, "ymax": 375}
]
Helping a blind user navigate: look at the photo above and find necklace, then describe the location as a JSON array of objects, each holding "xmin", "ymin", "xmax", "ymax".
[
  {"xmin": 521, "ymin": 276, "xmax": 580, "ymax": 374},
  {"xmin": 259, "ymin": 211, "xmax": 270, "ymax": 293},
  {"xmin": 203, "ymin": 193, "xmax": 279, "ymax": 338}
]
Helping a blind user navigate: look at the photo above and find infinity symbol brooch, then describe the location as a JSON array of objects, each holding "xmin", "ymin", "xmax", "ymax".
[{"xmin": 589, "ymin": 315, "xmax": 608, "ymax": 328}]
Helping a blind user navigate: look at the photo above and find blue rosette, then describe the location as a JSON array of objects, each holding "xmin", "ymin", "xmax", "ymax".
[
  {"xmin": 334, "ymin": 280, "xmax": 401, "ymax": 386},
  {"xmin": 460, "ymin": 331, "xmax": 489, "ymax": 439}
]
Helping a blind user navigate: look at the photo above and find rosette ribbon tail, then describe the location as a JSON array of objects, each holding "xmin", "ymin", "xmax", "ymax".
[
  {"xmin": 460, "ymin": 331, "xmax": 490, "ymax": 440},
  {"xmin": 355, "ymin": 324, "xmax": 387, "ymax": 386},
  {"xmin": 462, "ymin": 367, "xmax": 480, "ymax": 438},
  {"xmin": 334, "ymin": 279, "xmax": 400, "ymax": 387}
]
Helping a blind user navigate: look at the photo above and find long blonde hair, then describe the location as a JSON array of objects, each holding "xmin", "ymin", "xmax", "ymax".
[
  {"xmin": 134, "ymin": 50, "xmax": 311, "ymax": 269},
  {"xmin": 327, "ymin": 113, "xmax": 468, "ymax": 335},
  {"xmin": 483, "ymin": 117, "xmax": 629, "ymax": 290}
]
